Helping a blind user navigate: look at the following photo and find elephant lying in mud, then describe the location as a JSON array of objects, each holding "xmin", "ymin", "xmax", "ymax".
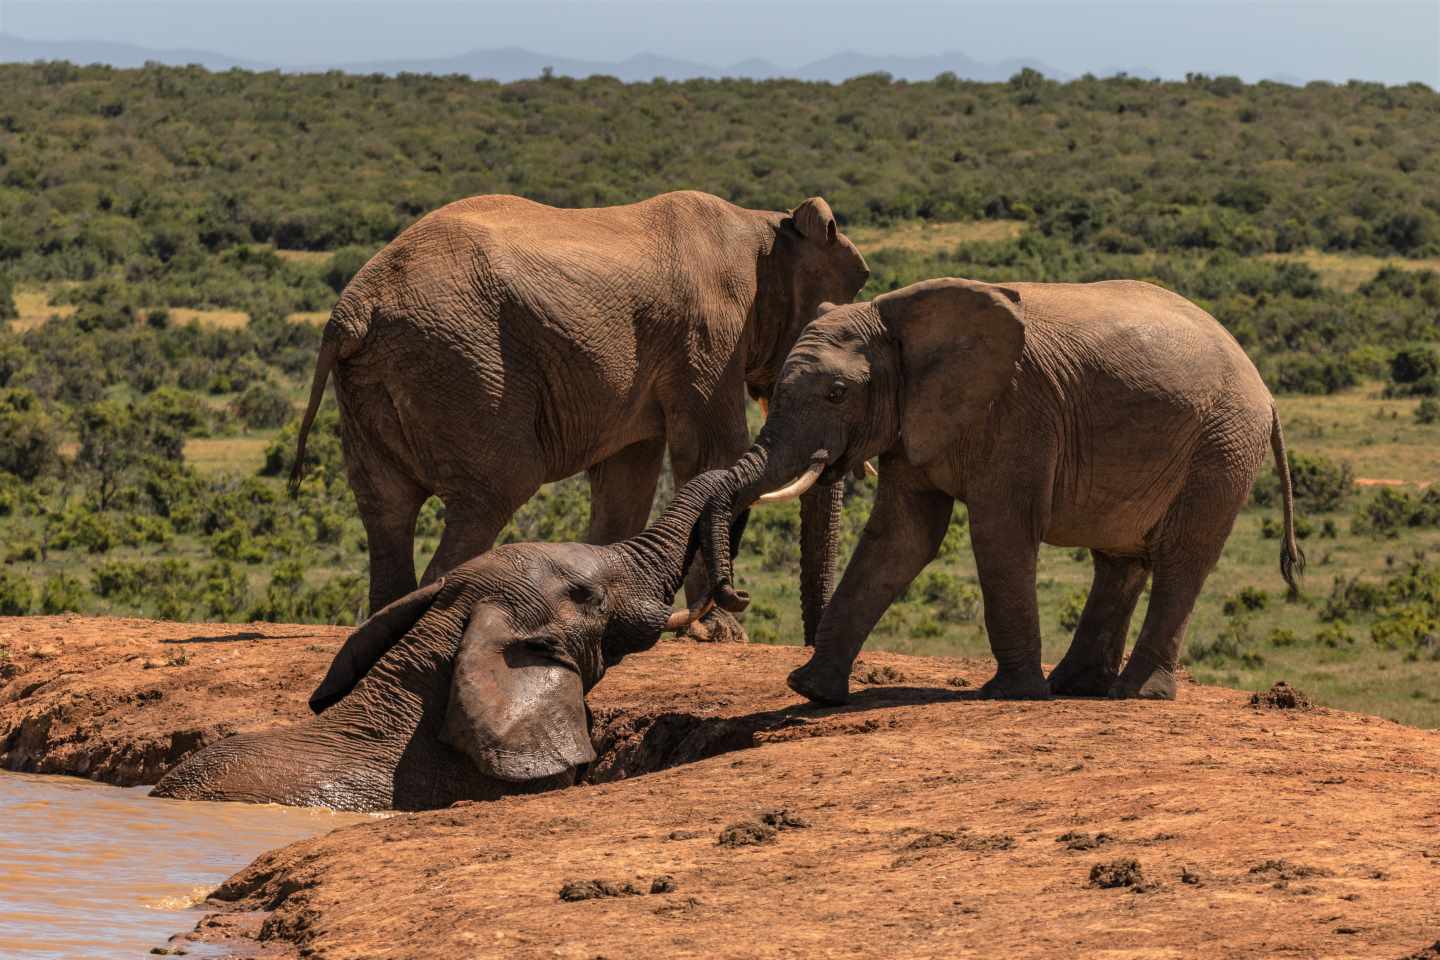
[
  {"xmin": 291, "ymin": 190, "xmax": 869, "ymax": 629},
  {"xmin": 703, "ymin": 277, "xmax": 1303, "ymax": 705},
  {"xmin": 152, "ymin": 470, "xmax": 745, "ymax": 812}
]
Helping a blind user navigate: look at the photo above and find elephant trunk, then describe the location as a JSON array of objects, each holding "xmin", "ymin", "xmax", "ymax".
[
  {"xmin": 614, "ymin": 467, "xmax": 745, "ymax": 619},
  {"xmin": 798, "ymin": 480, "xmax": 843, "ymax": 646},
  {"xmin": 702, "ymin": 434, "xmax": 844, "ymax": 643}
]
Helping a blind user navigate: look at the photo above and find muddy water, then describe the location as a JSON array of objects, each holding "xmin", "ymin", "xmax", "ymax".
[{"xmin": 0, "ymin": 772, "xmax": 373, "ymax": 959}]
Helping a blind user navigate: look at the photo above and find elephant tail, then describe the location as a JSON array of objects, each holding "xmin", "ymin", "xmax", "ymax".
[
  {"xmin": 289, "ymin": 328, "xmax": 341, "ymax": 495},
  {"xmin": 1269, "ymin": 405, "xmax": 1305, "ymax": 597}
]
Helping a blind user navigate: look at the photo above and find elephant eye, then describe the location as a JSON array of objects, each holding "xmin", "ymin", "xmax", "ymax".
[
  {"xmin": 567, "ymin": 583, "xmax": 600, "ymax": 606},
  {"xmin": 826, "ymin": 380, "xmax": 848, "ymax": 404}
]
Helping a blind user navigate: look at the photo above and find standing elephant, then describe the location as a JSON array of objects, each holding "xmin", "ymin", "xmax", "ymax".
[
  {"xmin": 700, "ymin": 277, "xmax": 1303, "ymax": 704},
  {"xmin": 290, "ymin": 190, "xmax": 870, "ymax": 629},
  {"xmin": 152, "ymin": 469, "xmax": 746, "ymax": 812}
]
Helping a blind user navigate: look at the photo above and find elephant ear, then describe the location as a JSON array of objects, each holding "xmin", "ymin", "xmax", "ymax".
[
  {"xmin": 876, "ymin": 277, "xmax": 1025, "ymax": 467},
  {"xmin": 309, "ymin": 578, "xmax": 445, "ymax": 714},
  {"xmin": 791, "ymin": 197, "xmax": 837, "ymax": 245},
  {"xmin": 442, "ymin": 604, "xmax": 596, "ymax": 782}
]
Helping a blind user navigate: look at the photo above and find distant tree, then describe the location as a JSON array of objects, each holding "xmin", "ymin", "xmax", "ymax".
[
  {"xmin": 0, "ymin": 274, "xmax": 17, "ymax": 321},
  {"xmin": 230, "ymin": 381, "xmax": 294, "ymax": 429},
  {"xmin": 0, "ymin": 570, "xmax": 32, "ymax": 616},
  {"xmin": 322, "ymin": 246, "xmax": 376, "ymax": 295},
  {"xmin": 0, "ymin": 388, "xmax": 61, "ymax": 482}
]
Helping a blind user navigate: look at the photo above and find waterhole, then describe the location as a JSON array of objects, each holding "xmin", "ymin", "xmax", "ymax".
[{"xmin": 0, "ymin": 772, "xmax": 373, "ymax": 959}]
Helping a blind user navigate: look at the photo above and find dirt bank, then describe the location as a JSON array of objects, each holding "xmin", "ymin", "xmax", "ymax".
[
  {"xmin": 0, "ymin": 616, "xmax": 345, "ymax": 783},
  {"xmin": 4, "ymin": 617, "xmax": 1440, "ymax": 958}
]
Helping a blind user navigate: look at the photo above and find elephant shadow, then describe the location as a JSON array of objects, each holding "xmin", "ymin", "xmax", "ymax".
[
  {"xmin": 164, "ymin": 631, "xmax": 271, "ymax": 644},
  {"xmin": 583, "ymin": 682, "xmax": 978, "ymax": 784}
]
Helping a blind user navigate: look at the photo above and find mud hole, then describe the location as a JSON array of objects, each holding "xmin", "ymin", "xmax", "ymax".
[{"xmin": 583, "ymin": 707, "xmax": 798, "ymax": 785}]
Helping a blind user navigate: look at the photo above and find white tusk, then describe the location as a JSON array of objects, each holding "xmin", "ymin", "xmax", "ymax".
[
  {"xmin": 664, "ymin": 597, "xmax": 716, "ymax": 632},
  {"xmin": 865, "ymin": 460, "xmax": 879, "ymax": 478},
  {"xmin": 756, "ymin": 452, "xmax": 830, "ymax": 505}
]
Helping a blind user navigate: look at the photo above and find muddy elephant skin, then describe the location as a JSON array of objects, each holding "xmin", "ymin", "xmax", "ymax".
[
  {"xmin": 703, "ymin": 277, "xmax": 1303, "ymax": 705},
  {"xmin": 152, "ymin": 470, "xmax": 745, "ymax": 812},
  {"xmin": 291, "ymin": 190, "xmax": 869, "ymax": 624}
]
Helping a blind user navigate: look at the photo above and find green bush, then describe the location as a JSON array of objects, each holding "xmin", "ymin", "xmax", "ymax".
[
  {"xmin": 248, "ymin": 559, "xmax": 365, "ymax": 625},
  {"xmin": 0, "ymin": 570, "xmax": 31, "ymax": 615},
  {"xmin": 1386, "ymin": 345, "xmax": 1440, "ymax": 397},
  {"xmin": 39, "ymin": 574, "xmax": 87, "ymax": 615},
  {"xmin": 739, "ymin": 600, "xmax": 783, "ymax": 645},
  {"xmin": 1266, "ymin": 627, "xmax": 1300, "ymax": 647},
  {"xmin": 0, "ymin": 274, "xmax": 17, "ymax": 321},
  {"xmin": 1314, "ymin": 622, "xmax": 1355, "ymax": 648},
  {"xmin": 231, "ymin": 381, "xmax": 295, "ymax": 429},
  {"xmin": 0, "ymin": 388, "xmax": 61, "ymax": 482},
  {"xmin": 323, "ymin": 246, "xmax": 378, "ymax": 295},
  {"xmin": 1353, "ymin": 487, "xmax": 1440, "ymax": 537},
  {"xmin": 1184, "ymin": 616, "xmax": 1264, "ymax": 668},
  {"xmin": 1416, "ymin": 397, "xmax": 1440, "ymax": 425},
  {"xmin": 907, "ymin": 569, "xmax": 982, "ymax": 623},
  {"xmin": 1371, "ymin": 605, "xmax": 1439, "ymax": 654},
  {"xmin": 1057, "ymin": 589, "xmax": 1088, "ymax": 631},
  {"xmin": 1267, "ymin": 353, "xmax": 1358, "ymax": 395},
  {"xmin": 1252, "ymin": 451, "xmax": 1352, "ymax": 514},
  {"xmin": 1222, "ymin": 586, "xmax": 1269, "ymax": 615}
]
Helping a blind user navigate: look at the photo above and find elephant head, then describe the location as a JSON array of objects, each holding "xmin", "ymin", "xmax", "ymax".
[
  {"xmin": 744, "ymin": 198, "xmax": 871, "ymax": 644},
  {"xmin": 702, "ymin": 278, "xmax": 1025, "ymax": 611},
  {"xmin": 152, "ymin": 469, "xmax": 745, "ymax": 812}
]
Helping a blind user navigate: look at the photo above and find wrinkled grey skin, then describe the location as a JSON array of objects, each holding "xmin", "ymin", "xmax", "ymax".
[
  {"xmin": 290, "ymin": 191, "xmax": 869, "ymax": 635},
  {"xmin": 152, "ymin": 470, "xmax": 745, "ymax": 812},
  {"xmin": 704, "ymin": 277, "xmax": 1303, "ymax": 705}
]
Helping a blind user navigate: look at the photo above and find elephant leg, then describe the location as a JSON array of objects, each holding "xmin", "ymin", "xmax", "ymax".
[
  {"xmin": 342, "ymin": 433, "xmax": 429, "ymax": 615},
  {"xmin": 356, "ymin": 483, "xmax": 427, "ymax": 615},
  {"xmin": 788, "ymin": 462, "xmax": 954, "ymax": 705},
  {"xmin": 421, "ymin": 487, "xmax": 534, "ymax": 587},
  {"xmin": 1048, "ymin": 551, "xmax": 1150, "ymax": 696},
  {"xmin": 1111, "ymin": 467, "xmax": 1248, "ymax": 700},
  {"xmin": 586, "ymin": 436, "xmax": 666, "ymax": 545},
  {"xmin": 968, "ymin": 512, "xmax": 1052, "ymax": 700}
]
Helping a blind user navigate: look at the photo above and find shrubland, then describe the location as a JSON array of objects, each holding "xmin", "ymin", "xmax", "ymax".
[{"xmin": 1, "ymin": 63, "xmax": 1437, "ymax": 722}]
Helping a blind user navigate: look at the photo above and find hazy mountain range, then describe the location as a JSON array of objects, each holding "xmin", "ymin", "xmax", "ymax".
[{"xmin": 0, "ymin": 32, "xmax": 1073, "ymax": 83}]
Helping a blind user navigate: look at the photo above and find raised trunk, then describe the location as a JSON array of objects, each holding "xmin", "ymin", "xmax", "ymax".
[
  {"xmin": 613, "ymin": 467, "xmax": 743, "ymax": 611},
  {"xmin": 701, "ymin": 436, "xmax": 831, "ymax": 618}
]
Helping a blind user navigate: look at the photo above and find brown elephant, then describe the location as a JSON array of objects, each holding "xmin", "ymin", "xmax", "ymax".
[
  {"xmin": 290, "ymin": 190, "xmax": 870, "ymax": 632},
  {"xmin": 701, "ymin": 277, "xmax": 1303, "ymax": 704},
  {"xmin": 151, "ymin": 470, "xmax": 746, "ymax": 812}
]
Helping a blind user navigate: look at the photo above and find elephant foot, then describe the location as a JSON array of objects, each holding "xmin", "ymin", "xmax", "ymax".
[
  {"xmin": 979, "ymin": 668, "xmax": 1053, "ymax": 700},
  {"xmin": 1046, "ymin": 656, "xmax": 1119, "ymax": 697},
  {"xmin": 1108, "ymin": 658, "xmax": 1177, "ymax": 700},
  {"xmin": 787, "ymin": 658, "xmax": 851, "ymax": 706},
  {"xmin": 683, "ymin": 608, "xmax": 748, "ymax": 644}
]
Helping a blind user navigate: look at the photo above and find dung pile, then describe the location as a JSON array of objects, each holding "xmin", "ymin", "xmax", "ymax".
[{"xmin": 1249, "ymin": 681, "xmax": 1314, "ymax": 711}]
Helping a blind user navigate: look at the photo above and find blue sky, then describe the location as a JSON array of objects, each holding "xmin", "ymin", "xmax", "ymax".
[{"xmin": 3, "ymin": 0, "xmax": 1436, "ymax": 84}]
